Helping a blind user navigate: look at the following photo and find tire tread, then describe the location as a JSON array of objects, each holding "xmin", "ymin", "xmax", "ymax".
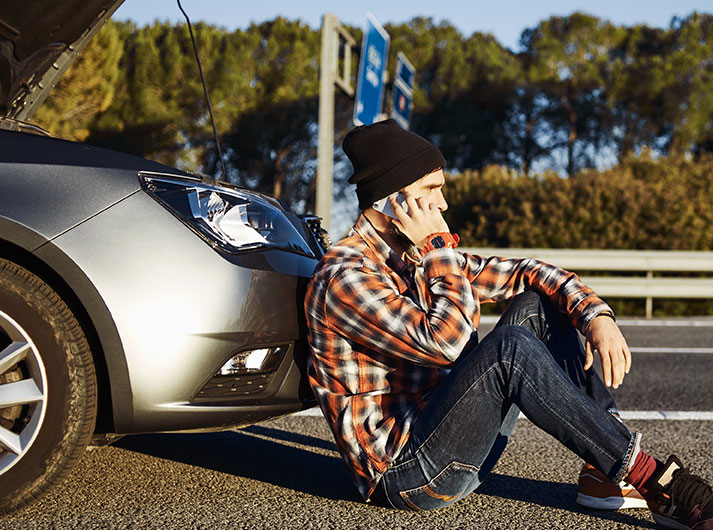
[{"xmin": 0, "ymin": 258, "xmax": 97, "ymax": 514}]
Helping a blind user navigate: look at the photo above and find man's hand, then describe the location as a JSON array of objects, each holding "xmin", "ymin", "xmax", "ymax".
[
  {"xmin": 584, "ymin": 314, "xmax": 632, "ymax": 389},
  {"xmin": 390, "ymin": 194, "xmax": 449, "ymax": 248}
]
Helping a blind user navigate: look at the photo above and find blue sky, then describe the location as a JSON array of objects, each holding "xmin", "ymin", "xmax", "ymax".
[{"xmin": 114, "ymin": 0, "xmax": 711, "ymax": 51}]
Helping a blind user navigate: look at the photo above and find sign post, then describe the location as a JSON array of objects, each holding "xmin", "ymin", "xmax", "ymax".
[
  {"xmin": 316, "ymin": 14, "xmax": 356, "ymax": 233},
  {"xmin": 353, "ymin": 13, "xmax": 390, "ymax": 126},
  {"xmin": 391, "ymin": 52, "xmax": 415, "ymax": 129}
]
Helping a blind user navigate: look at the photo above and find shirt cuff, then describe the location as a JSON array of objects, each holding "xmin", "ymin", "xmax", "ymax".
[
  {"xmin": 579, "ymin": 302, "xmax": 616, "ymax": 333},
  {"xmin": 422, "ymin": 248, "xmax": 463, "ymax": 279}
]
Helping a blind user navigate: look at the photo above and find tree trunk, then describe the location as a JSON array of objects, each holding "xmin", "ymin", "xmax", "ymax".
[
  {"xmin": 567, "ymin": 106, "xmax": 577, "ymax": 176},
  {"xmin": 524, "ymin": 109, "xmax": 534, "ymax": 176},
  {"xmin": 272, "ymin": 148, "xmax": 287, "ymax": 200}
]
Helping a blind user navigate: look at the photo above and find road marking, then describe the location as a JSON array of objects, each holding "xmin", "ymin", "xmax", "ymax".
[
  {"xmin": 293, "ymin": 408, "xmax": 713, "ymax": 420},
  {"xmin": 619, "ymin": 411, "xmax": 713, "ymax": 420},
  {"xmin": 479, "ymin": 316, "xmax": 713, "ymax": 327},
  {"xmin": 631, "ymin": 347, "xmax": 713, "ymax": 354},
  {"xmin": 617, "ymin": 319, "xmax": 713, "ymax": 327},
  {"xmin": 292, "ymin": 408, "xmax": 326, "ymax": 417}
]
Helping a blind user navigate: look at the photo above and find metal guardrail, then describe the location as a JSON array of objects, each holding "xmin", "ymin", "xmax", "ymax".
[{"xmin": 462, "ymin": 248, "xmax": 713, "ymax": 318}]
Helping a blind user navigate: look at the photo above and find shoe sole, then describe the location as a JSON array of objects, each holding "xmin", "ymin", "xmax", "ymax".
[
  {"xmin": 576, "ymin": 492, "xmax": 649, "ymax": 510},
  {"xmin": 652, "ymin": 513, "xmax": 693, "ymax": 530}
]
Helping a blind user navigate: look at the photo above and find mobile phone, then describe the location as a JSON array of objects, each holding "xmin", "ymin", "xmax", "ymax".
[{"xmin": 372, "ymin": 192, "xmax": 408, "ymax": 219}]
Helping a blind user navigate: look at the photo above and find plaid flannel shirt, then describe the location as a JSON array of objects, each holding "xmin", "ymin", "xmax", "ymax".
[{"xmin": 305, "ymin": 214, "xmax": 612, "ymax": 500}]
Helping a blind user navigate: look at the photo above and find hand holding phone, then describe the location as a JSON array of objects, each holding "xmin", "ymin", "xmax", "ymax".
[
  {"xmin": 373, "ymin": 190, "xmax": 450, "ymax": 248},
  {"xmin": 372, "ymin": 192, "xmax": 408, "ymax": 220}
]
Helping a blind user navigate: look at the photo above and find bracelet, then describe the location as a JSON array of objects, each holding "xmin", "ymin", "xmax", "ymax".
[{"xmin": 595, "ymin": 311, "xmax": 616, "ymax": 322}]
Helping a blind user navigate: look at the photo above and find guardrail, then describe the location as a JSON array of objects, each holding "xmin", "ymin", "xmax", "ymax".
[{"xmin": 461, "ymin": 248, "xmax": 713, "ymax": 318}]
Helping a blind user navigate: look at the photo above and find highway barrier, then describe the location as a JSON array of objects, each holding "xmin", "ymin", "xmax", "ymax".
[{"xmin": 463, "ymin": 248, "xmax": 713, "ymax": 318}]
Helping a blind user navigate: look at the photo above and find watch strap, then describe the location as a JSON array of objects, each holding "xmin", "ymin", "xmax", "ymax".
[{"xmin": 422, "ymin": 232, "xmax": 460, "ymax": 254}]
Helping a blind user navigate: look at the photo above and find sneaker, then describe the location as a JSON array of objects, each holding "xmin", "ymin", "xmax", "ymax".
[
  {"xmin": 577, "ymin": 463, "xmax": 648, "ymax": 510},
  {"xmin": 647, "ymin": 455, "xmax": 713, "ymax": 530}
]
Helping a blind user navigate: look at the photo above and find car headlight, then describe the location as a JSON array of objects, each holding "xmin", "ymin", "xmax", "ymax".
[{"xmin": 140, "ymin": 173, "xmax": 315, "ymax": 257}]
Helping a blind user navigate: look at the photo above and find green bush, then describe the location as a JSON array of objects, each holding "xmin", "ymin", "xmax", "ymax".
[{"xmin": 444, "ymin": 151, "xmax": 713, "ymax": 250}]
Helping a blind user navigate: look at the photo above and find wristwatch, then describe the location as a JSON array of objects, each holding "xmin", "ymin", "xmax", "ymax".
[{"xmin": 422, "ymin": 232, "xmax": 460, "ymax": 253}]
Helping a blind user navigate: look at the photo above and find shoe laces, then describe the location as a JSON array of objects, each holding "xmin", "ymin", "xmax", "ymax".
[{"xmin": 669, "ymin": 469, "xmax": 713, "ymax": 517}]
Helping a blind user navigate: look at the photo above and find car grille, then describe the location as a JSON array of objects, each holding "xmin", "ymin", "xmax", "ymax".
[
  {"xmin": 191, "ymin": 344, "xmax": 290, "ymax": 404},
  {"xmin": 195, "ymin": 373, "xmax": 273, "ymax": 400}
]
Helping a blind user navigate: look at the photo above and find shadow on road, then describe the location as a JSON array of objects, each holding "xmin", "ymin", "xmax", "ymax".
[
  {"xmin": 243, "ymin": 424, "xmax": 338, "ymax": 452},
  {"xmin": 115, "ymin": 428, "xmax": 360, "ymax": 502},
  {"xmin": 116, "ymin": 428, "xmax": 656, "ymax": 528},
  {"xmin": 479, "ymin": 473, "xmax": 657, "ymax": 528}
]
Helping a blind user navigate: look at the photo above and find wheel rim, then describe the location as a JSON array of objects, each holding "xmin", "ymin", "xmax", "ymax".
[{"xmin": 0, "ymin": 310, "xmax": 48, "ymax": 476}]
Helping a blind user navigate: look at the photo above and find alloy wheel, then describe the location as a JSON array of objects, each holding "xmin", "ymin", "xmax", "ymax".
[{"xmin": 0, "ymin": 310, "xmax": 48, "ymax": 476}]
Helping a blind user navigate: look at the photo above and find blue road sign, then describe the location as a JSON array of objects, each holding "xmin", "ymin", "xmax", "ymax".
[
  {"xmin": 395, "ymin": 52, "xmax": 414, "ymax": 90},
  {"xmin": 391, "ymin": 82, "xmax": 413, "ymax": 130},
  {"xmin": 354, "ymin": 13, "xmax": 390, "ymax": 126},
  {"xmin": 391, "ymin": 52, "xmax": 415, "ymax": 129}
]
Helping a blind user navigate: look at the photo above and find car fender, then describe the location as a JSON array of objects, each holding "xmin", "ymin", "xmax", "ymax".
[{"xmin": 0, "ymin": 216, "xmax": 132, "ymax": 432}]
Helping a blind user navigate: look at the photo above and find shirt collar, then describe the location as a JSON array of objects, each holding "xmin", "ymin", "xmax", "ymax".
[
  {"xmin": 352, "ymin": 213, "xmax": 421, "ymax": 272},
  {"xmin": 353, "ymin": 213, "xmax": 393, "ymax": 262}
]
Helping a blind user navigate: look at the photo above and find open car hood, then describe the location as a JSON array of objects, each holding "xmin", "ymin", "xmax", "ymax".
[{"xmin": 0, "ymin": 0, "xmax": 124, "ymax": 121}]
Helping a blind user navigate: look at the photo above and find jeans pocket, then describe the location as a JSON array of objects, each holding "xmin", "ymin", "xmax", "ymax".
[{"xmin": 399, "ymin": 461, "xmax": 479, "ymax": 511}]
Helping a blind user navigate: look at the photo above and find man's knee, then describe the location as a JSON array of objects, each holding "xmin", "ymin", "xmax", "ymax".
[
  {"xmin": 485, "ymin": 324, "xmax": 543, "ymax": 358},
  {"xmin": 484, "ymin": 325, "xmax": 555, "ymax": 380},
  {"xmin": 498, "ymin": 291, "xmax": 549, "ymax": 339},
  {"xmin": 513, "ymin": 289, "xmax": 542, "ymax": 306},
  {"xmin": 491, "ymin": 323, "xmax": 538, "ymax": 341}
]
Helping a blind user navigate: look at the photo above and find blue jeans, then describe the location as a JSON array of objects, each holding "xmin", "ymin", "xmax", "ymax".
[{"xmin": 371, "ymin": 291, "xmax": 639, "ymax": 511}]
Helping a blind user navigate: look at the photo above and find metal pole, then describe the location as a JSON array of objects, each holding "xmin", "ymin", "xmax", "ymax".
[
  {"xmin": 316, "ymin": 13, "xmax": 338, "ymax": 234},
  {"xmin": 646, "ymin": 271, "xmax": 653, "ymax": 318}
]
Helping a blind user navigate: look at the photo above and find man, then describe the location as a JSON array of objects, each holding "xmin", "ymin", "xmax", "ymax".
[{"xmin": 305, "ymin": 119, "xmax": 713, "ymax": 528}]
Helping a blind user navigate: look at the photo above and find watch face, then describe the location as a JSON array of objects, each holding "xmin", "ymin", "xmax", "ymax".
[{"xmin": 431, "ymin": 235, "xmax": 446, "ymax": 248}]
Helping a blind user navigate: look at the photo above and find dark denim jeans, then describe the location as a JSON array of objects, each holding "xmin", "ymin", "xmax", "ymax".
[{"xmin": 371, "ymin": 290, "xmax": 639, "ymax": 511}]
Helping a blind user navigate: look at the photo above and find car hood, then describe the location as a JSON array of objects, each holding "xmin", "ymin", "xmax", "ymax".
[{"xmin": 0, "ymin": 0, "xmax": 125, "ymax": 121}]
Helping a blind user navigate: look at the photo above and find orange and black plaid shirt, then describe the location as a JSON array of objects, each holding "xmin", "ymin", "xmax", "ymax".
[{"xmin": 305, "ymin": 214, "xmax": 611, "ymax": 500}]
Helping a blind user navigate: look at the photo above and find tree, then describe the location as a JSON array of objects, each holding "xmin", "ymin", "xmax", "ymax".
[
  {"xmin": 218, "ymin": 17, "xmax": 323, "ymax": 208},
  {"xmin": 519, "ymin": 13, "xmax": 624, "ymax": 176},
  {"xmin": 33, "ymin": 21, "xmax": 123, "ymax": 140},
  {"xmin": 86, "ymin": 21, "xmax": 249, "ymax": 168},
  {"xmin": 668, "ymin": 13, "xmax": 713, "ymax": 153},
  {"xmin": 387, "ymin": 18, "xmax": 521, "ymax": 170}
]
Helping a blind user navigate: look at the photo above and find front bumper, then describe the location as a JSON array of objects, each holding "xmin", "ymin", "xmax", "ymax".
[{"xmin": 47, "ymin": 189, "xmax": 317, "ymax": 433}]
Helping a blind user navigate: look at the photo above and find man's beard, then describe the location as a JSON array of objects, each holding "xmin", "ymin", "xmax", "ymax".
[{"xmin": 388, "ymin": 221, "xmax": 415, "ymax": 250}]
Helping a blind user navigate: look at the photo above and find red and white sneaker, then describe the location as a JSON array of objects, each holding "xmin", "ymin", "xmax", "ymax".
[
  {"xmin": 577, "ymin": 463, "xmax": 648, "ymax": 510},
  {"xmin": 647, "ymin": 455, "xmax": 713, "ymax": 530}
]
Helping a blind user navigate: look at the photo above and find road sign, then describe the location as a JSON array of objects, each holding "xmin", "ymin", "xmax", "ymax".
[
  {"xmin": 395, "ymin": 51, "xmax": 414, "ymax": 90},
  {"xmin": 353, "ymin": 13, "xmax": 390, "ymax": 126},
  {"xmin": 391, "ymin": 52, "xmax": 415, "ymax": 129}
]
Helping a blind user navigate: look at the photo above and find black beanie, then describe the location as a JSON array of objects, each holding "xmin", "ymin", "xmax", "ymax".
[{"xmin": 343, "ymin": 119, "xmax": 446, "ymax": 210}]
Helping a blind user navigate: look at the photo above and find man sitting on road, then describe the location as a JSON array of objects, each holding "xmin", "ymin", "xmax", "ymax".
[{"xmin": 304, "ymin": 119, "xmax": 713, "ymax": 528}]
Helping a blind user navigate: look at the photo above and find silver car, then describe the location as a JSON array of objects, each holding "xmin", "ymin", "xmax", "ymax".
[{"xmin": 0, "ymin": 0, "xmax": 326, "ymax": 513}]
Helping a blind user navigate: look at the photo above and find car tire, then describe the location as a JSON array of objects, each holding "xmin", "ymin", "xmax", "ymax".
[{"xmin": 0, "ymin": 258, "xmax": 97, "ymax": 514}]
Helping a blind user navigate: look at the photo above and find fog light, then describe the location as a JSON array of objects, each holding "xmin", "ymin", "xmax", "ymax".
[{"xmin": 218, "ymin": 346, "xmax": 286, "ymax": 375}]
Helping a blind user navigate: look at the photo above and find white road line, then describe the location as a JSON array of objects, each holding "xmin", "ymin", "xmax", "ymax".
[
  {"xmin": 292, "ymin": 408, "xmax": 325, "ymax": 417},
  {"xmin": 617, "ymin": 319, "xmax": 713, "ymax": 327},
  {"xmin": 479, "ymin": 316, "xmax": 713, "ymax": 327},
  {"xmin": 630, "ymin": 347, "xmax": 713, "ymax": 354},
  {"xmin": 292, "ymin": 408, "xmax": 713, "ymax": 420},
  {"xmin": 619, "ymin": 411, "xmax": 713, "ymax": 421}
]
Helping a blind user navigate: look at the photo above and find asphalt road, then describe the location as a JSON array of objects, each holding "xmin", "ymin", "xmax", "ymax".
[
  {"xmin": 1, "ymin": 319, "xmax": 711, "ymax": 530},
  {"xmin": 478, "ymin": 317, "xmax": 713, "ymax": 411}
]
